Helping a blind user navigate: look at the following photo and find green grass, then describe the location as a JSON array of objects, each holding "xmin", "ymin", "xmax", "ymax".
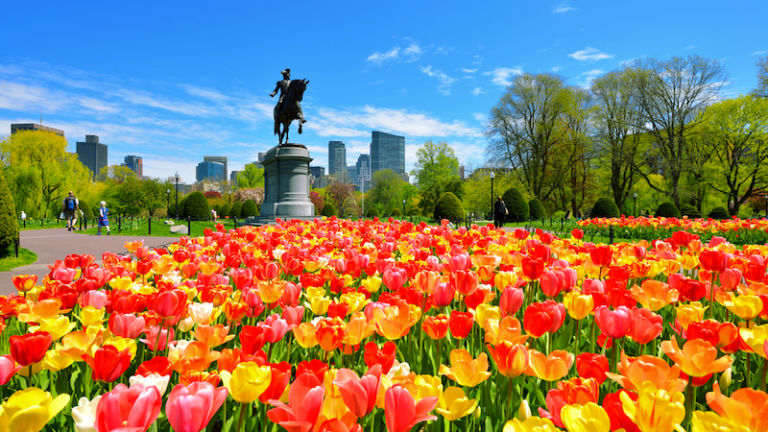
[
  {"xmin": 18, "ymin": 219, "xmax": 69, "ymax": 230},
  {"xmin": 77, "ymin": 218, "xmax": 240, "ymax": 237},
  {"xmin": 0, "ymin": 247, "xmax": 37, "ymax": 271}
]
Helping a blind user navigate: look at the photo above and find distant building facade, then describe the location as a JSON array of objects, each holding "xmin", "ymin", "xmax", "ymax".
[
  {"xmin": 196, "ymin": 161, "xmax": 225, "ymax": 182},
  {"xmin": 355, "ymin": 154, "xmax": 371, "ymax": 191},
  {"xmin": 76, "ymin": 135, "xmax": 108, "ymax": 181},
  {"xmin": 122, "ymin": 155, "xmax": 143, "ymax": 178},
  {"xmin": 309, "ymin": 166, "xmax": 325, "ymax": 187},
  {"xmin": 347, "ymin": 165, "xmax": 358, "ymax": 189},
  {"xmin": 11, "ymin": 123, "xmax": 65, "ymax": 137},
  {"xmin": 203, "ymin": 156, "xmax": 228, "ymax": 181},
  {"xmin": 328, "ymin": 141, "xmax": 347, "ymax": 181},
  {"xmin": 230, "ymin": 170, "xmax": 241, "ymax": 186},
  {"xmin": 370, "ymin": 131, "xmax": 406, "ymax": 180}
]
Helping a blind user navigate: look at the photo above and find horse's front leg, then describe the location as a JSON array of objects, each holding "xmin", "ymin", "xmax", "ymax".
[{"xmin": 284, "ymin": 122, "xmax": 290, "ymax": 144}]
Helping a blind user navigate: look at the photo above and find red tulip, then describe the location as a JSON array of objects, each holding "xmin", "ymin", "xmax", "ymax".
[
  {"xmin": 12, "ymin": 274, "xmax": 37, "ymax": 293},
  {"xmin": 267, "ymin": 373, "xmax": 324, "ymax": 432},
  {"xmin": 594, "ymin": 306, "xmax": 630, "ymax": 339},
  {"xmin": 720, "ymin": 267, "xmax": 742, "ymax": 291},
  {"xmin": 295, "ymin": 359, "xmax": 329, "ymax": 383},
  {"xmin": 10, "ymin": 331, "xmax": 52, "ymax": 366},
  {"xmin": 454, "ymin": 270, "xmax": 478, "ymax": 296},
  {"xmin": 259, "ymin": 362, "xmax": 292, "ymax": 403},
  {"xmin": 500, "ymin": 286, "xmax": 524, "ymax": 316},
  {"xmin": 432, "ymin": 282, "xmax": 455, "ymax": 307},
  {"xmin": 521, "ymin": 257, "xmax": 545, "ymax": 280},
  {"xmin": 82, "ymin": 345, "xmax": 131, "ymax": 382},
  {"xmin": 699, "ymin": 249, "xmax": 728, "ymax": 273},
  {"xmin": 602, "ymin": 390, "xmax": 640, "ymax": 432},
  {"xmin": 140, "ymin": 326, "xmax": 175, "ymax": 351},
  {"xmin": 627, "ymin": 307, "xmax": 663, "ymax": 344},
  {"xmin": 382, "ymin": 267, "xmax": 407, "ymax": 292},
  {"xmin": 540, "ymin": 270, "xmax": 564, "ymax": 297},
  {"xmin": 523, "ymin": 301, "xmax": 565, "ymax": 338},
  {"xmin": 96, "ymin": 384, "xmax": 161, "ymax": 431},
  {"xmin": 334, "ymin": 365, "xmax": 382, "ymax": 417},
  {"xmin": 153, "ymin": 289, "xmax": 188, "ymax": 320},
  {"xmin": 137, "ymin": 356, "xmax": 173, "ymax": 377},
  {"xmin": 575, "ymin": 353, "xmax": 609, "ymax": 384},
  {"xmin": 589, "ymin": 245, "xmax": 613, "ymax": 267},
  {"xmin": 449, "ymin": 310, "xmax": 474, "ymax": 340},
  {"xmin": 109, "ymin": 313, "xmax": 146, "ymax": 339},
  {"xmin": 364, "ymin": 341, "xmax": 397, "ymax": 374},
  {"xmin": 239, "ymin": 325, "xmax": 267, "ymax": 355},
  {"xmin": 165, "ymin": 382, "xmax": 227, "ymax": 432},
  {"xmin": 384, "ymin": 385, "xmax": 437, "ymax": 432}
]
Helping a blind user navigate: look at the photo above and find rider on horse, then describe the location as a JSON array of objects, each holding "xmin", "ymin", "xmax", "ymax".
[{"xmin": 270, "ymin": 68, "xmax": 307, "ymax": 129}]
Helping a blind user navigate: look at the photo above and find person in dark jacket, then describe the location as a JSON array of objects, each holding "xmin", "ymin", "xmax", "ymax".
[{"xmin": 494, "ymin": 196, "xmax": 508, "ymax": 229}]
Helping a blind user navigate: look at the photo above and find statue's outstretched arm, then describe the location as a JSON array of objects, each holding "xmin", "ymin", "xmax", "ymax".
[{"xmin": 270, "ymin": 83, "xmax": 280, "ymax": 97}]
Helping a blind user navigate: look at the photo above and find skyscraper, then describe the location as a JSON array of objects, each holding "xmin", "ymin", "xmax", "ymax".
[
  {"xmin": 370, "ymin": 131, "xmax": 405, "ymax": 180},
  {"xmin": 347, "ymin": 165, "xmax": 358, "ymax": 189},
  {"xmin": 196, "ymin": 161, "xmax": 225, "ymax": 182},
  {"xmin": 328, "ymin": 141, "xmax": 347, "ymax": 181},
  {"xmin": 11, "ymin": 123, "xmax": 65, "ymax": 137},
  {"xmin": 204, "ymin": 156, "xmax": 228, "ymax": 181},
  {"xmin": 356, "ymin": 154, "xmax": 371, "ymax": 191},
  {"xmin": 122, "ymin": 155, "xmax": 143, "ymax": 178},
  {"xmin": 76, "ymin": 135, "xmax": 108, "ymax": 181}
]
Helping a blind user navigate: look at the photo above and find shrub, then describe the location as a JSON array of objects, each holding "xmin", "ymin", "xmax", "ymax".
[
  {"xmin": 529, "ymin": 198, "xmax": 546, "ymax": 220},
  {"xmin": 79, "ymin": 201, "xmax": 94, "ymax": 220},
  {"xmin": 655, "ymin": 202, "xmax": 681, "ymax": 218},
  {"xmin": 365, "ymin": 207, "xmax": 379, "ymax": 218},
  {"xmin": 391, "ymin": 208, "xmax": 402, "ymax": 217},
  {"xmin": 0, "ymin": 170, "xmax": 18, "ymax": 256},
  {"xmin": 321, "ymin": 202, "xmax": 336, "ymax": 217},
  {"xmin": 680, "ymin": 204, "xmax": 701, "ymax": 219},
  {"xmin": 502, "ymin": 188, "xmax": 529, "ymax": 222},
  {"xmin": 433, "ymin": 192, "xmax": 465, "ymax": 222},
  {"xmin": 229, "ymin": 202, "xmax": 242, "ymax": 219},
  {"xmin": 240, "ymin": 200, "xmax": 259, "ymax": 218},
  {"xmin": 219, "ymin": 204, "xmax": 230, "ymax": 218},
  {"xmin": 707, "ymin": 207, "xmax": 730, "ymax": 220},
  {"xmin": 204, "ymin": 191, "xmax": 222, "ymax": 199},
  {"xmin": 590, "ymin": 198, "xmax": 620, "ymax": 218},
  {"xmin": 183, "ymin": 192, "xmax": 210, "ymax": 220}
]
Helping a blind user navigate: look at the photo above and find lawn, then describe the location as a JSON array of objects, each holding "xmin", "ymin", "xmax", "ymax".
[{"xmin": 0, "ymin": 247, "xmax": 37, "ymax": 271}]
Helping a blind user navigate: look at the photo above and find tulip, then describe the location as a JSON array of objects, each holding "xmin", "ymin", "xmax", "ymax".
[
  {"xmin": 10, "ymin": 331, "xmax": 52, "ymax": 366},
  {"xmin": 422, "ymin": 314, "xmax": 449, "ymax": 340},
  {"xmin": 432, "ymin": 282, "xmax": 455, "ymax": 307},
  {"xmin": 454, "ymin": 270, "xmax": 478, "ymax": 296},
  {"xmin": 606, "ymin": 354, "xmax": 686, "ymax": 393},
  {"xmin": 382, "ymin": 267, "xmax": 407, "ymax": 291},
  {"xmin": 220, "ymin": 361, "xmax": 272, "ymax": 403},
  {"xmin": 523, "ymin": 301, "xmax": 565, "ymax": 338},
  {"xmin": 95, "ymin": 383, "xmax": 162, "ymax": 432},
  {"xmin": 499, "ymin": 286, "xmax": 524, "ymax": 316},
  {"xmin": 630, "ymin": 279, "xmax": 679, "ymax": 311},
  {"xmin": 439, "ymin": 349, "xmax": 491, "ymax": 387},
  {"xmin": 589, "ymin": 245, "xmax": 613, "ymax": 267},
  {"xmin": 602, "ymin": 390, "xmax": 640, "ymax": 432},
  {"xmin": 0, "ymin": 387, "xmax": 70, "ymax": 432},
  {"xmin": 521, "ymin": 256, "xmax": 545, "ymax": 280},
  {"xmin": 316, "ymin": 318, "xmax": 345, "ymax": 351},
  {"xmin": 154, "ymin": 289, "xmax": 188, "ymax": 320},
  {"xmin": 82, "ymin": 345, "xmax": 132, "ymax": 382},
  {"xmin": 72, "ymin": 395, "xmax": 101, "ymax": 432},
  {"xmin": 575, "ymin": 353, "xmax": 609, "ymax": 385},
  {"xmin": 239, "ymin": 325, "xmax": 267, "ymax": 354},
  {"xmin": 594, "ymin": 306, "xmax": 630, "ymax": 339},
  {"xmin": 260, "ymin": 314, "xmax": 289, "ymax": 343},
  {"xmin": 384, "ymin": 385, "xmax": 437, "ymax": 432},
  {"xmin": 676, "ymin": 302, "xmax": 707, "ymax": 329},
  {"xmin": 258, "ymin": 362, "xmax": 292, "ymax": 403},
  {"xmin": 12, "ymin": 274, "xmax": 37, "ymax": 293},
  {"xmin": 661, "ymin": 338, "xmax": 732, "ymax": 377},
  {"xmin": 333, "ymin": 366, "xmax": 381, "ymax": 417},
  {"xmin": 193, "ymin": 324, "xmax": 235, "ymax": 348},
  {"xmin": 267, "ymin": 373, "xmax": 324, "ymax": 432},
  {"xmin": 140, "ymin": 325, "xmax": 175, "ymax": 351},
  {"xmin": 448, "ymin": 310, "xmax": 474, "ymax": 339},
  {"xmin": 436, "ymin": 386, "xmax": 477, "ymax": 421},
  {"xmin": 691, "ymin": 411, "xmax": 750, "ymax": 432},
  {"xmin": 705, "ymin": 382, "xmax": 768, "ymax": 432},
  {"xmin": 722, "ymin": 294, "xmax": 763, "ymax": 321},
  {"xmin": 187, "ymin": 302, "xmax": 215, "ymax": 325},
  {"xmin": 502, "ymin": 417, "xmax": 559, "ymax": 432},
  {"xmin": 363, "ymin": 341, "xmax": 397, "ymax": 373},
  {"xmin": 129, "ymin": 373, "xmax": 171, "ymax": 396},
  {"xmin": 165, "ymin": 382, "xmax": 228, "ymax": 432},
  {"xmin": 563, "ymin": 291, "xmax": 594, "ymax": 320},
  {"xmin": 561, "ymin": 402, "xmax": 610, "ymax": 432},
  {"xmin": 487, "ymin": 342, "xmax": 528, "ymax": 378},
  {"xmin": 739, "ymin": 324, "xmax": 768, "ymax": 358},
  {"xmin": 620, "ymin": 382, "xmax": 685, "ymax": 432},
  {"xmin": 699, "ymin": 249, "xmax": 728, "ymax": 273},
  {"xmin": 627, "ymin": 307, "xmax": 663, "ymax": 344},
  {"xmin": 527, "ymin": 349, "xmax": 573, "ymax": 381},
  {"xmin": 0, "ymin": 354, "xmax": 22, "ymax": 385}
]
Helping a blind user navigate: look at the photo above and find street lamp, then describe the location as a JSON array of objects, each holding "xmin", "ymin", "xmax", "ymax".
[
  {"xmin": 490, "ymin": 170, "xmax": 495, "ymax": 220},
  {"xmin": 633, "ymin": 192, "xmax": 638, "ymax": 217},
  {"xmin": 166, "ymin": 189, "xmax": 170, "ymax": 217},
  {"xmin": 402, "ymin": 199, "xmax": 406, "ymax": 218},
  {"xmin": 174, "ymin": 172, "xmax": 180, "ymax": 220}
]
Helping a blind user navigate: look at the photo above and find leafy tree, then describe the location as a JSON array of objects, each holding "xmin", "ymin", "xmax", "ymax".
[
  {"xmin": 241, "ymin": 200, "xmax": 259, "ymax": 217},
  {"xmin": 229, "ymin": 202, "xmax": 242, "ymax": 218},
  {"xmin": 237, "ymin": 164, "xmax": 265, "ymax": 189},
  {"xmin": 487, "ymin": 73, "xmax": 572, "ymax": 201},
  {"xmin": 630, "ymin": 56, "xmax": 726, "ymax": 208},
  {"xmin": 79, "ymin": 201, "xmax": 94, "ymax": 220},
  {"xmin": 0, "ymin": 130, "xmax": 92, "ymax": 217},
  {"xmin": 461, "ymin": 170, "xmax": 523, "ymax": 218},
  {"xmin": 433, "ymin": 192, "xmax": 465, "ymax": 222},
  {"xmin": 698, "ymin": 96, "xmax": 768, "ymax": 215},
  {"xmin": 321, "ymin": 202, "xmax": 336, "ymax": 217},
  {"xmin": 411, "ymin": 141, "xmax": 462, "ymax": 216},
  {"xmin": 503, "ymin": 188, "xmax": 529, "ymax": 222},
  {"xmin": 590, "ymin": 198, "xmax": 620, "ymax": 218},
  {"xmin": 219, "ymin": 204, "xmax": 230, "ymax": 218},
  {"xmin": 0, "ymin": 169, "xmax": 18, "ymax": 256},
  {"xmin": 105, "ymin": 177, "xmax": 167, "ymax": 217},
  {"xmin": 754, "ymin": 55, "xmax": 768, "ymax": 98},
  {"xmin": 559, "ymin": 86, "xmax": 597, "ymax": 215},
  {"xmin": 310, "ymin": 190, "xmax": 324, "ymax": 214},
  {"xmin": 529, "ymin": 198, "xmax": 546, "ymax": 220},
  {"xmin": 184, "ymin": 192, "xmax": 210, "ymax": 220},
  {"xmin": 369, "ymin": 169, "xmax": 405, "ymax": 215},
  {"xmin": 327, "ymin": 181, "xmax": 355, "ymax": 216},
  {"xmin": 97, "ymin": 165, "xmax": 137, "ymax": 184}
]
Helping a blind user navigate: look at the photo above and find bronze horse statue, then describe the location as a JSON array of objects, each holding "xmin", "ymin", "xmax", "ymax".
[{"xmin": 274, "ymin": 79, "xmax": 309, "ymax": 145}]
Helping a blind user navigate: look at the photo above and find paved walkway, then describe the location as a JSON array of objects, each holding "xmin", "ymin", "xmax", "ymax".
[{"xmin": 0, "ymin": 229, "xmax": 179, "ymax": 296}]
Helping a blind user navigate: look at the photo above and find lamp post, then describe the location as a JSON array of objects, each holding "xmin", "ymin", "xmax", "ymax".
[
  {"xmin": 764, "ymin": 194, "xmax": 767, "ymax": 219},
  {"xmin": 633, "ymin": 192, "xmax": 638, "ymax": 217},
  {"xmin": 174, "ymin": 172, "xmax": 180, "ymax": 220},
  {"xmin": 165, "ymin": 189, "xmax": 170, "ymax": 218},
  {"xmin": 402, "ymin": 199, "xmax": 406, "ymax": 217},
  {"xmin": 490, "ymin": 170, "xmax": 495, "ymax": 220}
]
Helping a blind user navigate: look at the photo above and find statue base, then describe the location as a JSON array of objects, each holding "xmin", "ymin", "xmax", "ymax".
[{"xmin": 246, "ymin": 143, "xmax": 315, "ymax": 225}]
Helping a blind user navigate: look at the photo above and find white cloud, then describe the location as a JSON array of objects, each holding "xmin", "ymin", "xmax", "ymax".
[
  {"xmin": 0, "ymin": 80, "xmax": 70, "ymax": 112},
  {"xmin": 77, "ymin": 97, "xmax": 119, "ymax": 114},
  {"xmin": 420, "ymin": 66, "xmax": 457, "ymax": 95},
  {"xmin": 180, "ymin": 84, "xmax": 231, "ymax": 102},
  {"xmin": 551, "ymin": 66, "xmax": 563, "ymax": 72},
  {"xmin": 461, "ymin": 68, "xmax": 478, "ymax": 74},
  {"xmin": 366, "ymin": 43, "xmax": 423, "ymax": 65},
  {"xmin": 472, "ymin": 113, "xmax": 487, "ymax": 122},
  {"xmin": 471, "ymin": 87, "xmax": 486, "ymax": 96},
  {"xmin": 576, "ymin": 69, "xmax": 604, "ymax": 88},
  {"xmin": 484, "ymin": 67, "xmax": 524, "ymax": 87},
  {"xmin": 553, "ymin": 2, "xmax": 575, "ymax": 13},
  {"xmin": 568, "ymin": 47, "xmax": 613, "ymax": 61},
  {"xmin": 402, "ymin": 43, "xmax": 423, "ymax": 59},
  {"xmin": 753, "ymin": 50, "xmax": 768, "ymax": 56}
]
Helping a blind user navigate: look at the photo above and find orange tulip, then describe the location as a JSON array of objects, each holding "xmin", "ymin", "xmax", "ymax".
[
  {"xmin": 316, "ymin": 318, "xmax": 345, "ymax": 352},
  {"xmin": 526, "ymin": 349, "xmax": 573, "ymax": 381},
  {"xmin": 422, "ymin": 314, "xmax": 449, "ymax": 340},
  {"xmin": 193, "ymin": 324, "xmax": 235, "ymax": 348},
  {"xmin": 661, "ymin": 338, "xmax": 732, "ymax": 377},
  {"xmin": 705, "ymin": 382, "xmax": 768, "ymax": 432},
  {"xmin": 484, "ymin": 316, "xmax": 528, "ymax": 346},
  {"xmin": 606, "ymin": 353, "xmax": 686, "ymax": 393},
  {"xmin": 373, "ymin": 302, "xmax": 416, "ymax": 340},
  {"xmin": 12, "ymin": 274, "xmax": 37, "ymax": 293},
  {"xmin": 439, "ymin": 349, "xmax": 491, "ymax": 387},
  {"xmin": 170, "ymin": 341, "xmax": 220, "ymax": 374},
  {"xmin": 487, "ymin": 342, "xmax": 528, "ymax": 378},
  {"xmin": 630, "ymin": 280, "xmax": 679, "ymax": 311}
]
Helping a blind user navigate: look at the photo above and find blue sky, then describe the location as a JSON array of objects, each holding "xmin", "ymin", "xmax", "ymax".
[{"xmin": 1, "ymin": 1, "xmax": 766, "ymax": 183}]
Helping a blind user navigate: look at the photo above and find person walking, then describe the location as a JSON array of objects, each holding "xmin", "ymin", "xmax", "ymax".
[
  {"xmin": 62, "ymin": 191, "xmax": 79, "ymax": 231},
  {"xmin": 98, "ymin": 201, "xmax": 110, "ymax": 235},
  {"xmin": 494, "ymin": 196, "xmax": 508, "ymax": 229}
]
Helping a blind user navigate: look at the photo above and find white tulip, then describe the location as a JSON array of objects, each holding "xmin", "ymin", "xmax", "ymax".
[{"xmin": 72, "ymin": 395, "xmax": 101, "ymax": 432}]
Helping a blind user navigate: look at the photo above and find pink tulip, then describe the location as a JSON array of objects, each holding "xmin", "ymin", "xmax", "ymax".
[
  {"xmin": 384, "ymin": 385, "xmax": 437, "ymax": 432},
  {"xmin": 500, "ymin": 287, "xmax": 524, "ymax": 316},
  {"xmin": 720, "ymin": 268, "xmax": 742, "ymax": 291},
  {"xmin": 79, "ymin": 290, "xmax": 110, "ymax": 309},
  {"xmin": 109, "ymin": 313, "xmax": 146, "ymax": 339},
  {"xmin": 594, "ymin": 306, "xmax": 631, "ymax": 339},
  {"xmin": 540, "ymin": 270, "xmax": 564, "ymax": 297},
  {"xmin": 95, "ymin": 383, "xmax": 161, "ymax": 432},
  {"xmin": 166, "ymin": 382, "xmax": 227, "ymax": 432},
  {"xmin": 432, "ymin": 282, "xmax": 455, "ymax": 307},
  {"xmin": 282, "ymin": 306, "xmax": 305, "ymax": 328},
  {"xmin": 267, "ymin": 373, "xmax": 324, "ymax": 431},
  {"xmin": 140, "ymin": 326, "xmax": 175, "ymax": 351},
  {"xmin": 382, "ymin": 267, "xmax": 407, "ymax": 292},
  {"xmin": 260, "ymin": 314, "xmax": 289, "ymax": 343},
  {"xmin": 333, "ymin": 365, "xmax": 381, "ymax": 417},
  {"xmin": 0, "ymin": 355, "xmax": 21, "ymax": 385}
]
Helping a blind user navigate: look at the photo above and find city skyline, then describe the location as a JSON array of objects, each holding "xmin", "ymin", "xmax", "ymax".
[{"xmin": 1, "ymin": 2, "xmax": 767, "ymax": 182}]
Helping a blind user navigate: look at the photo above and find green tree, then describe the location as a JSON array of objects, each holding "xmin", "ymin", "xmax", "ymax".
[
  {"xmin": 106, "ymin": 177, "xmax": 167, "ymax": 216},
  {"xmin": 0, "ymin": 131, "xmax": 92, "ymax": 217},
  {"xmin": 503, "ymin": 188, "xmax": 529, "ymax": 222},
  {"xmin": 0, "ymin": 169, "xmax": 19, "ymax": 256},
  {"xmin": 461, "ymin": 170, "xmax": 523, "ymax": 218},
  {"xmin": 97, "ymin": 165, "xmax": 137, "ymax": 183},
  {"xmin": 698, "ymin": 95, "xmax": 768, "ymax": 215},
  {"xmin": 754, "ymin": 55, "xmax": 768, "ymax": 98},
  {"xmin": 433, "ymin": 192, "xmax": 465, "ymax": 222},
  {"xmin": 183, "ymin": 192, "xmax": 211, "ymax": 220},
  {"xmin": 241, "ymin": 199, "xmax": 259, "ymax": 217},
  {"xmin": 411, "ymin": 141, "xmax": 462, "ymax": 216},
  {"xmin": 236, "ymin": 164, "xmax": 265, "ymax": 188},
  {"xmin": 368, "ymin": 169, "xmax": 405, "ymax": 215},
  {"xmin": 229, "ymin": 202, "xmax": 242, "ymax": 218}
]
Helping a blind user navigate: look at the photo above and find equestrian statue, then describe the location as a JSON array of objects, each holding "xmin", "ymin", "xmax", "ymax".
[{"xmin": 271, "ymin": 68, "xmax": 309, "ymax": 145}]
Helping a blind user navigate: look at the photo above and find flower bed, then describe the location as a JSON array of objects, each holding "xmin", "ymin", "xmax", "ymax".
[{"xmin": 1, "ymin": 218, "xmax": 767, "ymax": 431}]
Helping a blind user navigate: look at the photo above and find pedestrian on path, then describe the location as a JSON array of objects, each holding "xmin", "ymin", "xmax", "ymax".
[
  {"xmin": 98, "ymin": 201, "xmax": 110, "ymax": 235},
  {"xmin": 62, "ymin": 191, "xmax": 79, "ymax": 231},
  {"xmin": 494, "ymin": 196, "xmax": 508, "ymax": 229}
]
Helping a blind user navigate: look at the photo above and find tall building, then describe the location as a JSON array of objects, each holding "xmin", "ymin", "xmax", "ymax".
[
  {"xmin": 76, "ymin": 135, "xmax": 108, "ymax": 181},
  {"xmin": 203, "ymin": 156, "xmax": 228, "ymax": 181},
  {"xmin": 230, "ymin": 170, "xmax": 241, "ymax": 186},
  {"xmin": 328, "ymin": 141, "xmax": 347, "ymax": 181},
  {"xmin": 355, "ymin": 154, "xmax": 371, "ymax": 191},
  {"xmin": 196, "ymin": 161, "xmax": 225, "ymax": 182},
  {"xmin": 122, "ymin": 155, "xmax": 143, "ymax": 178},
  {"xmin": 370, "ymin": 131, "xmax": 405, "ymax": 180},
  {"xmin": 347, "ymin": 165, "xmax": 358, "ymax": 189},
  {"xmin": 11, "ymin": 123, "xmax": 65, "ymax": 137}
]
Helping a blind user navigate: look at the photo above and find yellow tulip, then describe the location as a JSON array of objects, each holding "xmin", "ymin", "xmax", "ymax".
[
  {"xmin": 738, "ymin": 324, "xmax": 768, "ymax": 358},
  {"xmin": 221, "ymin": 361, "xmax": 272, "ymax": 403},
  {"xmin": 413, "ymin": 375, "xmax": 443, "ymax": 400},
  {"xmin": 42, "ymin": 350, "xmax": 74, "ymax": 372},
  {"xmin": 691, "ymin": 411, "xmax": 749, "ymax": 432},
  {"xmin": 563, "ymin": 291, "xmax": 594, "ymax": 320},
  {"xmin": 340, "ymin": 292, "xmax": 368, "ymax": 314},
  {"xmin": 437, "ymin": 386, "xmax": 477, "ymax": 421},
  {"xmin": 502, "ymin": 417, "xmax": 560, "ymax": 432},
  {"xmin": 30, "ymin": 316, "xmax": 76, "ymax": 341},
  {"xmin": 77, "ymin": 306, "xmax": 106, "ymax": 328},
  {"xmin": 361, "ymin": 276, "xmax": 382, "ymax": 293},
  {"xmin": 620, "ymin": 382, "xmax": 685, "ymax": 432},
  {"xmin": 560, "ymin": 403, "xmax": 610, "ymax": 432},
  {"xmin": 475, "ymin": 304, "xmax": 500, "ymax": 329},
  {"xmin": 676, "ymin": 302, "xmax": 706, "ymax": 329},
  {"xmin": 293, "ymin": 322, "xmax": 318, "ymax": 348},
  {"xmin": 722, "ymin": 294, "xmax": 763, "ymax": 321},
  {"xmin": 0, "ymin": 388, "xmax": 70, "ymax": 432},
  {"xmin": 439, "ymin": 349, "xmax": 491, "ymax": 387},
  {"xmin": 342, "ymin": 312, "xmax": 373, "ymax": 346}
]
